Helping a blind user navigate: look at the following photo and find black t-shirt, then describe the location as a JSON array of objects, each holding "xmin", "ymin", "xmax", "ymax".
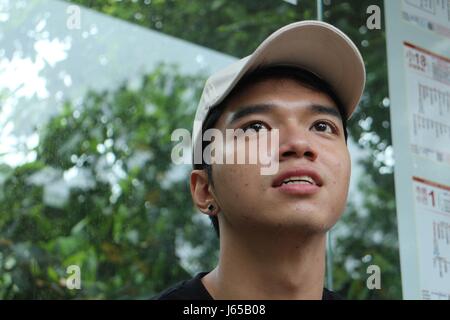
[{"xmin": 152, "ymin": 271, "xmax": 343, "ymax": 300}]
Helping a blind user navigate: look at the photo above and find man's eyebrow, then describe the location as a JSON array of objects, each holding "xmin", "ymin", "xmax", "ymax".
[
  {"xmin": 308, "ymin": 104, "xmax": 343, "ymax": 120},
  {"xmin": 228, "ymin": 102, "xmax": 342, "ymax": 125},
  {"xmin": 228, "ymin": 103, "xmax": 275, "ymax": 125}
]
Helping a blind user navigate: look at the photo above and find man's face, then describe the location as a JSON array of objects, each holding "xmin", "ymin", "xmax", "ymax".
[{"xmin": 208, "ymin": 77, "xmax": 351, "ymax": 235}]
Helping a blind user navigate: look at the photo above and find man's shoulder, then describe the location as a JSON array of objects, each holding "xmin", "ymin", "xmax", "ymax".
[
  {"xmin": 151, "ymin": 271, "xmax": 213, "ymax": 300},
  {"xmin": 151, "ymin": 281, "xmax": 190, "ymax": 300},
  {"xmin": 322, "ymin": 288, "xmax": 344, "ymax": 300},
  {"xmin": 151, "ymin": 272, "xmax": 344, "ymax": 300}
]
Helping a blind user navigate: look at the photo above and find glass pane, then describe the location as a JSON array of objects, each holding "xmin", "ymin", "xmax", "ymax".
[{"xmin": 0, "ymin": 0, "xmax": 398, "ymax": 299}]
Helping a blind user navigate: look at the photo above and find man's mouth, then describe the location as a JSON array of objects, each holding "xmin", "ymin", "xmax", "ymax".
[
  {"xmin": 272, "ymin": 168, "xmax": 323, "ymax": 188},
  {"xmin": 280, "ymin": 176, "xmax": 316, "ymax": 185}
]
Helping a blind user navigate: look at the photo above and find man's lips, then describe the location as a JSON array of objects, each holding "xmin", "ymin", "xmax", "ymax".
[
  {"xmin": 271, "ymin": 167, "xmax": 323, "ymax": 196},
  {"xmin": 275, "ymin": 182, "xmax": 320, "ymax": 195},
  {"xmin": 271, "ymin": 167, "xmax": 323, "ymax": 188}
]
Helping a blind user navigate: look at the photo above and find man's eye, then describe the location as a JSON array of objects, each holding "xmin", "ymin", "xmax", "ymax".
[
  {"xmin": 312, "ymin": 121, "xmax": 336, "ymax": 134},
  {"xmin": 242, "ymin": 122, "xmax": 269, "ymax": 132}
]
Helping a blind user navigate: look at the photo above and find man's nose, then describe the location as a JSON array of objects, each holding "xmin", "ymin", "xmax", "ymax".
[{"xmin": 278, "ymin": 125, "xmax": 318, "ymax": 162}]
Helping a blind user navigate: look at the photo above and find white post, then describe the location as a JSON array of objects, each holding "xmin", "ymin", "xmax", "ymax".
[
  {"xmin": 316, "ymin": 0, "xmax": 333, "ymax": 291},
  {"xmin": 317, "ymin": 0, "xmax": 323, "ymax": 22}
]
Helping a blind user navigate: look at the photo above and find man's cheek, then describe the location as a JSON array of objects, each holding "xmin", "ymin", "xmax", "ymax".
[
  {"xmin": 332, "ymin": 155, "xmax": 350, "ymax": 183},
  {"xmin": 223, "ymin": 166, "xmax": 263, "ymax": 196},
  {"xmin": 216, "ymin": 165, "xmax": 246, "ymax": 188}
]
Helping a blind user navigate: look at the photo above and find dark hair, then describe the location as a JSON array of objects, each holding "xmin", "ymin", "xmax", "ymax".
[{"xmin": 193, "ymin": 65, "xmax": 348, "ymax": 238}]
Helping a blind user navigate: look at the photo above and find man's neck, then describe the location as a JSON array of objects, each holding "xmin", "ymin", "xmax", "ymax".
[{"xmin": 202, "ymin": 227, "xmax": 327, "ymax": 300}]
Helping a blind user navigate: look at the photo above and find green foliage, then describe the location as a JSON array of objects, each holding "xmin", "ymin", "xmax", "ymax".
[
  {"xmin": 0, "ymin": 65, "xmax": 218, "ymax": 298},
  {"xmin": 324, "ymin": 0, "xmax": 402, "ymax": 299},
  {"xmin": 70, "ymin": 0, "xmax": 316, "ymax": 57}
]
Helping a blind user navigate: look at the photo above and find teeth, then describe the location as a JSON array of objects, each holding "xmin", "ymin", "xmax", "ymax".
[
  {"xmin": 282, "ymin": 176, "xmax": 315, "ymax": 185},
  {"xmin": 284, "ymin": 181, "xmax": 312, "ymax": 185}
]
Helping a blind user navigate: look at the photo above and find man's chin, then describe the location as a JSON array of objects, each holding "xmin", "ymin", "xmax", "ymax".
[{"xmin": 248, "ymin": 216, "xmax": 336, "ymax": 236}]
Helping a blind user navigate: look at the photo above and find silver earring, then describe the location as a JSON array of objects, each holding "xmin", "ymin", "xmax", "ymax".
[{"xmin": 207, "ymin": 204, "xmax": 215, "ymax": 212}]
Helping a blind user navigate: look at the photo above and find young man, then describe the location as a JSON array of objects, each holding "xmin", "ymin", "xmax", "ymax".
[{"xmin": 155, "ymin": 20, "xmax": 365, "ymax": 300}]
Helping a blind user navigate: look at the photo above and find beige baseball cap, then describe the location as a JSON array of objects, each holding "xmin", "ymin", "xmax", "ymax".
[{"xmin": 192, "ymin": 20, "xmax": 366, "ymax": 162}]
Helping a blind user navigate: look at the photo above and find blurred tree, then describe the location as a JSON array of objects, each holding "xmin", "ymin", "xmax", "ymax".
[
  {"xmin": 0, "ymin": 0, "xmax": 400, "ymax": 299},
  {"xmin": 0, "ymin": 65, "xmax": 218, "ymax": 298},
  {"xmin": 324, "ymin": 0, "xmax": 400, "ymax": 299}
]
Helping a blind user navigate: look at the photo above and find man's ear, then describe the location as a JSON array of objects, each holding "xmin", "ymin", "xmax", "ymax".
[{"xmin": 190, "ymin": 169, "xmax": 217, "ymax": 216}]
